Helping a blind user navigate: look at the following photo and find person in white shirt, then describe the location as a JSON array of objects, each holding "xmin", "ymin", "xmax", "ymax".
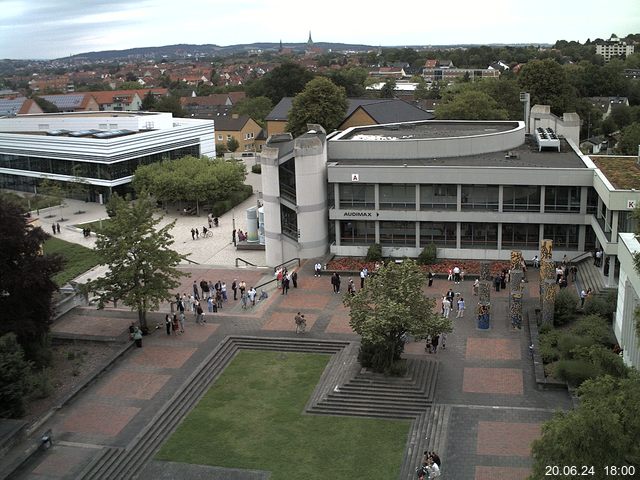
[
  {"xmin": 532, "ymin": 255, "xmax": 539, "ymax": 268},
  {"xmin": 442, "ymin": 297, "xmax": 451, "ymax": 318},
  {"xmin": 314, "ymin": 262, "xmax": 322, "ymax": 277}
]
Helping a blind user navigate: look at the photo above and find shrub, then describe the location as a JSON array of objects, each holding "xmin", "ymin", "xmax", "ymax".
[
  {"xmin": 365, "ymin": 243, "xmax": 382, "ymax": 262},
  {"xmin": 385, "ymin": 359, "xmax": 408, "ymax": 377},
  {"xmin": 417, "ymin": 243, "xmax": 437, "ymax": 265},
  {"xmin": 28, "ymin": 368, "xmax": 53, "ymax": 400},
  {"xmin": 557, "ymin": 333, "xmax": 595, "ymax": 359},
  {"xmin": 584, "ymin": 290, "xmax": 617, "ymax": 321},
  {"xmin": 554, "ymin": 289, "xmax": 579, "ymax": 326},
  {"xmin": 573, "ymin": 345, "xmax": 629, "ymax": 379},
  {"xmin": 0, "ymin": 333, "xmax": 33, "ymax": 418},
  {"xmin": 538, "ymin": 329, "xmax": 561, "ymax": 363},
  {"xmin": 211, "ymin": 200, "xmax": 233, "ymax": 217},
  {"xmin": 554, "ymin": 359, "xmax": 598, "ymax": 387},
  {"xmin": 571, "ymin": 314, "xmax": 615, "ymax": 345},
  {"xmin": 251, "ymin": 163, "xmax": 262, "ymax": 174}
]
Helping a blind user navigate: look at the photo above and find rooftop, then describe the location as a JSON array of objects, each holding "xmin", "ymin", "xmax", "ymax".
[
  {"xmin": 338, "ymin": 121, "xmax": 517, "ymax": 141},
  {"xmin": 591, "ymin": 156, "xmax": 640, "ymax": 190}
]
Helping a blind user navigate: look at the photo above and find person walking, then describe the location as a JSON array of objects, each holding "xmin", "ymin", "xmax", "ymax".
[
  {"xmin": 191, "ymin": 228, "xmax": 195, "ymax": 240},
  {"xmin": 360, "ymin": 268, "xmax": 368, "ymax": 289},
  {"xmin": 178, "ymin": 311, "xmax": 185, "ymax": 334},
  {"xmin": 580, "ymin": 289, "xmax": 587, "ymax": 307},
  {"xmin": 295, "ymin": 312, "xmax": 305, "ymax": 333},
  {"xmin": 315, "ymin": 262, "xmax": 322, "ymax": 277},
  {"xmin": 428, "ymin": 272, "xmax": 434, "ymax": 287},
  {"xmin": 282, "ymin": 274, "xmax": 290, "ymax": 295},
  {"xmin": 431, "ymin": 335, "xmax": 440, "ymax": 354},
  {"xmin": 51, "ymin": 224, "xmax": 56, "ymax": 235},
  {"xmin": 241, "ymin": 290, "xmax": 248, "ymax": 309},
  {"xmin": 232, "ymin": 228, "xmax": 236, "ymax": 246},
  {"xmin": 192, "ymin": 281, "xmax": 200, "ymax": 301},
  {"xmin": 221, "ymin": 282, "xmax": 227, "ymax": 301},
  {"xmin": 196, "ymin": 303, "xmax": 204, "ymax": 324},
  {"xmin": 133, "ymin": 327, "xmax": 143, "ymax": 347},
  {"xmin": 442, "ymin": 297, "xmax": 451, "ymax": 318},
  {"xmin": 473, "ymin": 278, "xmax": 479, "ymax": 296},
  {"xmin": 440, "ymin": 333, "xmax": 447, "ymax": 350},
  {"xmin": 232, "ymin": 279, "xmax": 238, "ymax": 300},
  {"xmin": 165, "ymin": 314, "xmax": 172, "ymax": 335},
  {"xmin": 456, "ymin": 297, "xmax": 465, "ymax": 318},
  {"xmin": 248, "ymin": 287, "xmax": 257, "ymax": 306},
  {"xmin": 453, "ymin": 265, "xmax": 461, "ymax": 284},
  {"xmin": 172, "ymin": 314, "xmax": 179, "ymax": 335},
  {"xmin": 291, "ymin": 271, "xmax": 298, "ymax": 288},
  {"xmin": 347, "ymin": 278, "xmax": 356, "ymax": 296},
  {"xmin": 56, "ymin": 223, "xmax": 61, "ymax": 234}
]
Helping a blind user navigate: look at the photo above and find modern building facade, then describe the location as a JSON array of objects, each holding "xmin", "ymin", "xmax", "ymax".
[
  {"xmin": 595, "ymin": 36, "xmax": 635, "ymax": 62},
  {"xmin": 614, "ymin": 233, "xmax": 640, "ymax": 369},
  {"xmin": 0, "ymin": 111, "xmax": 215, "ymax": 201},
  {"xmin": 260, "ymin": 107, "xmax": 640, "ymax": 276}
]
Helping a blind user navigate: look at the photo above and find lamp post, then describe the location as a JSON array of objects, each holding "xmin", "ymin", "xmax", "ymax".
[{"xmin": 232, "ymin": 209, "xmax": 236, "ymax": 246}]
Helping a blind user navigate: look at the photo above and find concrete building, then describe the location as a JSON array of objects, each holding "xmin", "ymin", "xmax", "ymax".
[
  {"xmin": 614, "ymin": 233, "xmax": 640, "ymax": 369},
  {"xmin": 0, "ymin": 111, "xmax": 214, "ymax": 202},
  {"xmin": 595, "ymin": 36, "xmax": 635, "ymax": 62},
  {"xmin": 259, "ymin": 107, "xmax": 640, "ymax": 272}
]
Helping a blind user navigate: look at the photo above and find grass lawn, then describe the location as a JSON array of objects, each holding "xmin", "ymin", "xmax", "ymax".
[
  {"xmin": 76, "ymin": 219, "xmax": 111, "ymax": 235},
  {"xmin": 156, "ymin": 350, "xmax": 410, "ymax": 480},
  {"xmin": 43, "ymin": 237, "xmax": 101, "ymax": 286}
]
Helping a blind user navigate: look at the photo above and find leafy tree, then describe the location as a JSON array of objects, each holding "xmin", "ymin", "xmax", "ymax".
[
  {"xmin": 119, "ymin": 81, "xmax": 142, "ymax": 90},
  {"xmin": 616, "ymin": 122, "xmax": 640, "ymax": 155},
  {"xmin": 233, "ymin": 96, "xmax": 272, "ymax": 127},
  {"xmin": 87, "ymin": 194, "xmax": 187, "ymax": 333},
  {"xmin": 327, "ymin": 67, "xmax": 369, "ymax": 97},
  {"xmin": 518, "ymin": 58, "xmax": 576, "ymax": 115},
  {"xmin": 343, "ymin": 260, "xmax": 452, "ymax": 373},
  {"xmin": 436, "ymin": 89, "xmax": 509, "ymax": 120},
  {"xmin": 0, "ymin": 198, "xmax": 62, "ymax": 365},
  {"xmin": 154, "ymin": 95, "xmax": 185, "ymax": 117},
  {"xmin": 245, "ymin": 62, "xmax": 314, "ymax": 105},
  {"xmin": 226, "ymin": 136, "xmax": 240, "ymax": 152},
  {"xmin": 286, "ymin": 77, "xmax": 348, "ymax": 137},
  {"xmin": 140, "ymin": 91, "xmax": 157, "ymax": 110},
  {"xmin": 414, "ymin": 79, "xmax": 430, "ymax": 101},
  {"xmin": 32, "ymin": 96, "xmax": 59, "ymax": 113},
  {"xmin": 379, "ymin": 78, "xmax": 396, "ymax": 98},
  {"xmin": 529, "ymin": 372, "xmax": 640, "ymax": 479},
  {"xmin": 0, "ymin": 333, "xmax": 33, "ymax": 418},
  {"xmin": 215, "ymin": 143, "xmax": 228, "ymax": 156}
]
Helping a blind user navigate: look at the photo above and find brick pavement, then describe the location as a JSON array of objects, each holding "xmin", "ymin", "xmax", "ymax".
[{"xmin": 13, "ymin": 263, "xmax": 573, "ymax": 480}]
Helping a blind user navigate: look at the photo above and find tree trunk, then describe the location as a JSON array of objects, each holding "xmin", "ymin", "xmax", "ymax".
[{"xmin": 138, "ymin": 309, "xmax": 148, "ymax": 334}]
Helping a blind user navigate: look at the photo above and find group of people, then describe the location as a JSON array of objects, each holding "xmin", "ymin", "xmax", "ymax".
[
  {"xmin": 164, "ymin": 312, "xmax": 185, "ymax": 335},
  {"xmin": 275, "ymin": 267, "xmax": 298, "ymax": 295},
  {"xmin": 446, "ymin": 265, "xmax": 464, "ymax": 284},
  {"xmin": 416, "ymin": 450, "xmax": 442, "ymax": 478},
  {"xmin": 441, "ymin": 289, "xmax": 465, "ymax": 319},
  {"xmin": 206, "ymin": 213, "xmax": 219, "ymax": 229},
  {"xmin": 294, "ymin": 312, "xmax": 307, "ymax": 333},
  {"xmin": 51, "ymin": 223, "xmax": 61, "ymax": 235}
]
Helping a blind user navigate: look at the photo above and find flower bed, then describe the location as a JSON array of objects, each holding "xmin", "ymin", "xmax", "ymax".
[{"xmin": 326, "ymin": 257, "xmax": 511, "ymax": 276}]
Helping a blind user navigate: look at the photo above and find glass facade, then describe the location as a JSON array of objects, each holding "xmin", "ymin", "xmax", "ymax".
[
  {"xmin": 543, "ymin": 224, "xmax": 579, "ymax": 249},
  {"xmin": 461, "ymin": 185, "xmax": 499, "ymax": 211},
  {"xmin": 278, "ymin": 159, "xmax": 296, "ymax": 204},
  {"xmin": 502, "ymin": 223, "xmax": 540, "ymax": 249},
  {"xmin": 379, "ymin": 184, "xmax": 416, "ymax": 210},
  {"xmin": 280, "ymin": 204, "xmax": 298, "ymax": 240},
  {"xmin": 339, "ymin": 184, "xmax": 374, "ymax": 209},
  {"xmin": 420, "ymin": 184, "xmax": 457, "ymax": 210},
  {"xmin": 460, "ymin": 223, "xmax": 498, "ymax": 248},
  {"xmin": 0, "ymin": 145, "xmax": 200, "ymax": 181},
  {"xmin": 380, "ymin": 221, "xmax": 416, "ymax": 246},
  {"xmin": 340, "ymin": 220, "xmax": 375, "ymax": 245},
  {"xmin": 544, "ymin": 186, "xmax": 580, "ymax": 212},
  {"xmin": 618, "ymin": 211, "xmax": 638, "ymax": 234},
  {"xmin": 420, "ymin": 222, "xmax": 456, "ymax": 247},
  {"xmin": 587, "ymin": 187, "xmax": 598, "ymax": 215},
  {"xmin": 503, "ymin": 186, "xmax": 540, "ymax": 212}
]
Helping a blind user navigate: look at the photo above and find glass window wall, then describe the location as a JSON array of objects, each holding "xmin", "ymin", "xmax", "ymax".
[
  {"xmin": 420, "ymin": 222, "xmax": 457, "ymax": 247},
  {"xmin": 461, "ymin": 185, "xmax": 499, "ymax": 211},
  {"xmin": 340, "ymin": 220, "xmax": 376, "ymax": 245},
  {"xmin": 339, "ymin": 184, "xmax": 375, "ymax": 209},
  {"xmin": 280, "ymin": 205, "xmax": 298, "ymax": 240},
  {"xmin": 379, "ymin": 184, "xmax": 416, "ymax": 210},
  {"xmin": 278, "ymin": 159, "xmax": 296, "ymax": 204},
  {"xmin": 380, "ymin": 221, "xmax": 416, "ymax": 246},
  {"xmin": 543, "ymin": 224, "xmax": 579, "ymax": 249},
  {"xmin": 502, "ymin": 186, "xmax": 540, "ymax": 212},
  {"xmin": 501, "ymin": 224, "xmax": 540, "ymax": 249},
  {"xmin": 460, "ymin": 223, "xmax": 498, "ymax": 248},
  {"xmin": 544, "ymin": 186, "xmax": 580, "ymax": 212},
  {"xmin": 420, "ymin": 184, "xmax": 457, "ymax": 210}
]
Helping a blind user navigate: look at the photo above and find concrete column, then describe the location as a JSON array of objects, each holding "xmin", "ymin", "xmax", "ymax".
[
  {"xmin": 457, "ymin": 184, "xmax": 462, "ymax": 212},
  {"xmin": 611, "ymin": 211, "xmax": 619, "ymax": 243},
  {"xmin": 246, "ymin": 207, "xmax": 258, "ymax": 242},
  {"xmin": 456, "ymin": 222, "xmax": 461, "ymax": 250},
  {"xmin": 415, "ymin": 184, "xmax": 421, "ymax": 212},
  {"xmin": 415, "ymin": 221, "xmax": 420, "ymax": 249},
  {"xmin": 334, "ymin": 183, "xmax": 340, "ymax": 208},
  {"xmin": 578, "ymin": 225, "xmax": 586, "ymax": 252},
  {"xmin": 334, "ymin": 219, "xmax": 341, "ymax": 247},
  {"xmin": 498, "ymin": 185, "xmax": 504, "ymax": 213},
  {"xmin": 540, "ymin": 185, "xmax": 546, "ymax": 213},
  {"xmin": 374, "ymin": 184, "xmax": 380, "ymax": 210},
  {"xmin": 477, "ymin": 262, "xmax": 491, "ymax": 329},
  {"xmin": 497, "ymin": 223, "xmax": 503, "ymax": 251},
  {"xmin": 375, "ymin": 221, "xmax": 380, "ymax": 244},
  {"xmin": 580, "ymin": 186, "xmax": 588, "ymax": 215}
]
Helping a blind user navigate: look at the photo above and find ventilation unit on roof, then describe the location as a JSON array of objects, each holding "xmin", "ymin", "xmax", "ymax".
[{"xmin": 535, "ymin": 127, "xmax": 560, "ymax": 152}]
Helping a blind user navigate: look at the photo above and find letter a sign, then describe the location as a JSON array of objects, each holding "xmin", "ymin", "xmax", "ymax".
[{"xmin": 351, "ymin": 173, "xmax": 359, "ymax": 182}]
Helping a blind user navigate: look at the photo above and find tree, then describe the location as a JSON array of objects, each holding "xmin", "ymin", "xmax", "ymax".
[
  {"xmin": 529, "ymin": 372, "xmax": 640, "ymax": 479},
  {"xmin": 154, "ymin": 95, "xmax": 185, "ymax": 117},
  {"xmin": 616, "ymin": 122, "xmax": 640, "ymax": 155},
  {"xmin": 0, "ymin": 198, "xmax": 63, "ymax": 365},
  {"xmin": 379, "ymin": 78, "xmax": 396, "ymax": 98},
  {"xmin": 32, "ymin": 96, "xmax": 59, "ymax": 113},
  {"xmin": 87, "ymin": 194, "xmax": 187, "ymax": 333},
  {"xmin": 140, "ymin": 91, "xmax": 157, "ymax": 110},
  {"xmin": 436, "ymin": 89, "xmax": 509, "ymax": 120},
  {"xmin": 0, "ymin": 333, "xmax": 33, "ymax": 418},
  {"xmin": 286, "ymin": 77, "xmax": 348, "ymax": 137},
  {"xmin": 226, "ymin": 136, "xmax": 240, "ymax": 152},
  {"xmin": 518, "ymin": 58, "xmax": 576, "ymax": 115},
  {"xmin": 245, "ymin": 62, "xmax": 314, "ymax": 105},
  {"xmin": 327, "ymin": 67, "xmax": 369, "ymax": 97},
  {"xmin": 414, "ymin": 79, "xmax": 430, "ymax": 101},
  {"xmin": 343, "ymin": 260, "xmax": 452, "ymax": 373},
  {"xmin": 233, "ymin": 96, "xmax": 272, "ymax": 127}
]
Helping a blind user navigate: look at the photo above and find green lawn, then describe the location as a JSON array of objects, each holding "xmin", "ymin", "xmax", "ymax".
[
  {"xmin": 156, "ymin": 351, "xmax": 410, "ymax": 480},
  {"xmin": 75, "ymin": 219, "xmax": 111, "ymax": 235},
  {"xmin": 43, "ymin": 237, "xmax": 101, "ymax": 286}
]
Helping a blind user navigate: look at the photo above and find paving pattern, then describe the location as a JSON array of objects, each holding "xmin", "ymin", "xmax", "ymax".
[{"xmin": 7, "ymin": 261, "xmax": 573, "ymax": 480}]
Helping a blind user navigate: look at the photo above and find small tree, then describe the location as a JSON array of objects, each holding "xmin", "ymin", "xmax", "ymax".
[
  {"xmin": 417, "ymin": 243, "xmax": 437, "ymax": 265},
  {"xmin": 0, "ymin": 333, "xmax": 33, "ymax": 418},
  {"xmin": 226, "ymin": 136, "xmax": 240, "ymax": 153},
  {"xmin": 286, "ymin": 77, "xmax": 348, "ymax": 137},
  {"xmin": 365, "ymin": 243, "xmax": 382, "ymax": 262},
  {"xmin": 344, "ymin": 260, "xmax": 452, "ymax": 374},
  {"xmin": 379, "ymin": 78, "xmax": 396, "ymax": 98},
  {"xmin": 87, "ymin": 194, "xmax": 188, "ymax": 332}
]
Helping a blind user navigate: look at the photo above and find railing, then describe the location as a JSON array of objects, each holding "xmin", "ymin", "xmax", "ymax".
[
  {"xmin": 235, "ymin": 257, "xmax": 258, "ymax": 267},
  {"xmin": 273, "ymin": 257, "xmax": 301, "ymax": 274},
  {"xmin": 181, "ymin": 256, "xmax": 200, "ymax": 265},
  {"xmin": 568, "ymin": 251, "xmax": 594, "ymax": 264}
]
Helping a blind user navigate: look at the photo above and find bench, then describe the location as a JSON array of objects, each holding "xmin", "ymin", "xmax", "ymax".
[{"xmin": 181, "ymin": 207, "xmax": 197, "ymax": 216}]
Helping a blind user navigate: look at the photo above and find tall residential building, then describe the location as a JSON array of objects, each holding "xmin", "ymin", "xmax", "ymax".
[{"xmin": 595, "ymin": 35, "xmax": 635, "ymax": 62}]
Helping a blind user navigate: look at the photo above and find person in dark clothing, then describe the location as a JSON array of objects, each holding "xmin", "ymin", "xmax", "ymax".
[
  {"xmin": 494, "ymin": 275, "xmax": 501, "ymax": 292},
  {"xmin": 232, "ymin": 279, "xmax": 238, "ymax": 300},
  {"xmin": 165, "ymin": 314, "xmax": 172, "ymax": 335},
  {"xmin": 56, "ymin": 223, "xmax": 61, "ymax": 234},
  {"xmin": 428, "ymin": 272, "xmax": 434, "ymax": 287},
  {"xmin": 604, "ymin": 257, "xmax": 610, "ymax": 276},
  {"xmin": 431, "ymin": 335, "xmax": 439, "ymax": 353},
  {"xmin": 232, "ymin": 229, "xmax": 236, "ymax": 246},
  {"xmin": 291, "ymin": 271, "xmax": 298, "ymax": 288},
  {"xmin": 191, "ymin": 228, "xmax": 195, "ymax": 240},
  {"xmin": 282, "ymin": 275, "xmax": 290, "ymax": 295},
  {"xmin": 52, "ymin": 224, "xmax": 56, "ymax": 235}
]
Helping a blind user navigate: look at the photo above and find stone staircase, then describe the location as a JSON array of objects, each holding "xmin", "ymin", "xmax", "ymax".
[
  {"xmin": 575, "ymin": 258, "xmax": 617, "ymax": 296},
  {"xmin": 75, "ymin": 336, "xmax": 348, "ymax": 480}
]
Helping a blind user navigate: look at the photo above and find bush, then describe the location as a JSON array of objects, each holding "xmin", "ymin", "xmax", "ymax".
[
  {"xmin": 28, "ymin": 368, "xmax": 53, "ymax": 400},
  {"xmin": 538, "ymin": 329, "xmax": 561, "ymax": 363},
  {"xmin": 251, "ymin": 163, "xmax": 262, "ymax": 174},
  {"xmin": 554, "ymin": 359, "xmax": 598, "ymax": 387},
  {"xmin": 417, "ymin": 243, "xmax": 437, "ymax": 265},
  {"xmin": 365, "ymin": 243, "xmax": 382, "ymax": 262},
  {"xmin": 211, "ymin": 200, "xmax": 233, "ymax": 217},
  {"xmin": 0, "ymin": 333, "xmax": 33, "ymax": 418},
  {"xmin": 584, "ymin": 290, "xmax": 617, "ymax": 321},
  {"xmin": 385, "ymin": 359, "xmax": 408, "ymax": 377},
  {"xmin": 571, "ymin": 314, "xmax": 615, "ymax": 345},
  {"xmin": 573, "ymin": 345, "xmax": 628, "ymax": 379},
  {"xmin": 557, "ymin": 333, "xmax": 595, "ymax": 359},
  {"xmin": 554, "ymin": 289, "xmax": 579, "ymax": 326}
]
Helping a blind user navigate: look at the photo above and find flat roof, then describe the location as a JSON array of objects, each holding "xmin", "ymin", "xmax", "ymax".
[
  {"xmin": 337, "ymin": 121, "xmax": 518, "ymax": 141},
  {"xmin": 591, "ymin": 155, "xmax": 640, "ymax": 189},
  {"xmin": 330, "ymin": 136, "xmax": 586, "ymax": 169}
]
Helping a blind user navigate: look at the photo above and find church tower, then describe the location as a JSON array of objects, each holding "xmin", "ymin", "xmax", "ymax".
[{"xmin": 307, "ymin": 31, "xmax": 313, "ymax": 46}]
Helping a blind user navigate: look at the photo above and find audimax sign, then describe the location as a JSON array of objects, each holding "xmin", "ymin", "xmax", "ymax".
[{"xmin": 343, "ymin": 211, "xmax": 379, "ymax": 217}]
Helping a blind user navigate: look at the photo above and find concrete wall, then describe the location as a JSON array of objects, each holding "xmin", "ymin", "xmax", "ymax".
[
  {"xmin": 260, "ymin": 144, "xmax": 284, "ymax": 267},
  {"xmin": 529, "ymin": 105, "xmax": 580, "ymax": 146},
  {"xmin": 615, "ymin": 233, "xmax": 640, "ymax": 369}
]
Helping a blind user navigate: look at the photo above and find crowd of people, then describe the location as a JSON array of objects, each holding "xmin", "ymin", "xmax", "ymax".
[{"xmin": 416, "ymin": 450, "xmax": 441, "ymax": 478}]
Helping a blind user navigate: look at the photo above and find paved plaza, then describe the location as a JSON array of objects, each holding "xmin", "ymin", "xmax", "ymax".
[{"xmin": 4, "ymin": 183, "xmax": 573, "ymax": 479}]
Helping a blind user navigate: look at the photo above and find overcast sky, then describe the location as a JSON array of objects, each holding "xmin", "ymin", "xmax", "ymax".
[{"xmin": 1, "ymin": 0, "xmax": 639, "ymax": 60}]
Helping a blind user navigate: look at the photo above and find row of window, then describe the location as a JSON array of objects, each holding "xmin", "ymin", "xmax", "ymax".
[
  {"xmin": 335, "ymin": 184, "xmax": 596, "ymax": 213},
  {"xmin": 338, "ymin": 221, "xmax": 583, "ymax": 249}
]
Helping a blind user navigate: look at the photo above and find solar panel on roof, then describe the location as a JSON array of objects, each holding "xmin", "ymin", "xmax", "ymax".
[{"xmin": 41, "ymin": 94, "xmax": 84, "ymax": 109}]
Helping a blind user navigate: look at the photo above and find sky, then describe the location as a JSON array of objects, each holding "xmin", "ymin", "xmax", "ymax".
[{"xmin": 0, "ymin": 0, "xmax": 639, "ymax": 60}]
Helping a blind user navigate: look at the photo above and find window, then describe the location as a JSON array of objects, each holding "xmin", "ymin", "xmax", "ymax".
[
  {"xmin": 281, "ymin": 205, "xmax": 298, "ymax": 240},
  {"xmin": 226, "ymin": 135, "xmax": 232, "ymax": 141},
  {"xmin": 544, "ymin": 186, "xmax": 580, "ymax": 212},
  {"xmin": 420, "ymin": 184, "xmax": 457, "ymax": 210},
  {"xmin": 543, "ymin": 224, "xmax": 579, "ymax": 249},
  {"xmin": 278, "ymin": 159, "xmax": 296, "ymax": 203},
  {"xmin": 420, "ymin": 222, "xmax": 456, "ymax": 247},
  {"xmin": 379, "ymin": 184, "xmax": 416, "ymax": 210},
  {"xmin": 503, "ymin": 186, "xmax": 540, "ymax": 212},
  {"xmin": 619, "ymin": 211, "xmax": 638, "ymax": 234},
  {"xmin": 217, "ymin": 134, "xmax": 223, "ymax": 141},
  {"xmin": 587, "ymin": 187, "xmax": 598, "ymax": 215},
  {"xmin": 340, "ymin": 221, "xmax": 375, "ymax": 245},
  {"xmin": 460, "ymin": 223, "xmax": 498, "ymax": 248},
  {"xmin": 461, "ymin": 185, "xmax": 499, "ymax": 211},
  {"xmin": 339, "ymin": 184, "xmax": 375, "ymax": 209},
  {"xmin": 502, "ymin": 224, "xmax": 540, "ymax": 249},
  {"xmin": 380, "ymin": 221, "xmax": 416, "ymax": 246}
]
